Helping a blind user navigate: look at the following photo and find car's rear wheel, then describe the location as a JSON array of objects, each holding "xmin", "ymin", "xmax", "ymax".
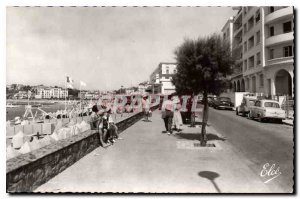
[{"xmin": 257, "ymin": 114, "xmax": 264, "ymax": 122}]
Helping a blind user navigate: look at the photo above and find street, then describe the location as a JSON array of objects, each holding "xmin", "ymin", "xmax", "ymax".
[{"xmin": 208, "ymin": 107, "xmax": 294, "ymax": 193}]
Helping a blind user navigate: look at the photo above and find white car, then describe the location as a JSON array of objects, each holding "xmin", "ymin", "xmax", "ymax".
[
  {"xmin": 236, "ymin": 96, "xmax": 257, "ymax": 116},
  {"xmin": 248, "ymin": 99, "xmax": 286, "ymax": 122}
]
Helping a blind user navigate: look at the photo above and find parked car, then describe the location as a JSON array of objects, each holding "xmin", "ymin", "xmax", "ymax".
[
  {"xmin": 212, "ymin": 97, "xmax": 234, "ymax": 110},
  {"xmin": 236, "ymin": 96, "xmax": 257, "ymax": 116},
  {"xmin": 207, "ymin": 96, "xmax": 217, "ymax": 107},
  {"xmin": 248, "ymin": 99, "xmax": 286, "ymax": 122}
]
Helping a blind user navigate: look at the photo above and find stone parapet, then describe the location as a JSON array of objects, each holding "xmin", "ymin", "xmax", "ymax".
[{"xmin": 6, "ymin": 111, "xmax": 146, "ymax": 192}]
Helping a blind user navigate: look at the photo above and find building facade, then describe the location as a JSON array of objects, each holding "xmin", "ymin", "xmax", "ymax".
[
  {"xmin": 223, "ymin": 6, "xmax": 294, "ymax": 97},
  {"xmin": 149, "ymin": 63, "xmax": 177, "ymax": 95},
  {"xmin": 35, "ymin": 86, "xmax": 68, "ymax": 99},
  {"xmin": 78, "ymin": 90, "xmax": 100, "ymax": 100},
  {"xmin": 138, "ymin": 82, "xmax": 148, "ymax": 94},
  {"xmin": 13, "ymin": 91, "xmax": 28, "ymax": 99}
]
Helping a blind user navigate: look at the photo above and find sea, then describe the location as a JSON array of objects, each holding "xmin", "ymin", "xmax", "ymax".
[{"xmin": 6, "ymin": 103, "xmax": 69, "ymax": 121}]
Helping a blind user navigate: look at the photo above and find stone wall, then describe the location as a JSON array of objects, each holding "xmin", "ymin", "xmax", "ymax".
[{"xmin": 6, "ymin": 111, "xmax": 145, "ymax": 192}]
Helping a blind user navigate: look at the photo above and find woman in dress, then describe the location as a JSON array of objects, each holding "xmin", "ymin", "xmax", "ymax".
[{"xmin": 172, "ymin": 96, "xmax": 183, "ymax": 132}]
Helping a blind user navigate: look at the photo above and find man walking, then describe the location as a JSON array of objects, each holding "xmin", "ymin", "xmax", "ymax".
[{"xmin": 161, "ymin": 95, "xmax": 174, "ymax": 135}]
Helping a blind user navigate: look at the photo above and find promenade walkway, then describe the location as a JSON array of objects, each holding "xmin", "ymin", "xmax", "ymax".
[{"xmin": 35, "ymin": 110, "xmax": 271, "ymax": 193}]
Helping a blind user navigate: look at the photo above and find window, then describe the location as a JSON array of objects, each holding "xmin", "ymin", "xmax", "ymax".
[
  {"xmin": 283, "ymin": 21, "xmax": 292, "ymax": 33},
  {"xmin": 244, "ymin": 23, "xmax": 247, "ymax": 34},
  {"xmin": 255, "ymin": 101, "xmax": 261, "ymax": 107},
  {"xmin": 248, "ymin": 17, "xmax": 254, "ymax": 30},
  {"xmin": 270, "ymin": 26, "xmax": 274, "ymax": 36},
  {"xmin": 248, "ymin": 56, "xmax": 254, "ymax": 68},
  {"xmin": 257, "ymin": 52, "xmax": 261, "ymax": 65},
  {"xmin": 255, "ymin": 10, "xmax": 260, "ymax": 23},
  {"xmin": 264, "ymin": 102, "xmax": 280, "ymax": 108},
  {"xmin": 244, "ymin": 7, "xmax": 247, "ymax": 15},
  {"xmin": 248, "ymin": 36, "xmax": 254, "ymax": 49},
  {"xmin": 259, "ymin": 74, "xmax": 264, "ymax": 87},
  {"xmin": 244, "ymin": 41, "xmax": 247, "ymax": 52},
  {"xmin": 270, "ymin": 49, "xmax": 274, "ymax": 59},
  {"xmin": 174, "ymin": 69, "xmax": 177, "ymax": 73},
  {"xmin": 247, "ymin": 78, "xmax": 250, "ymax": 89},
  {"xmin": 270, "ymin": 7, "xmax": 275, "ymax": 13},
  {"xmin": 284, "ymin": 46, "xmax": 293, "ymax": 57},
  {"xmin": 256, "ymin": 31, "xmax": 261, "ymax": 44},
  {"xmin": 244, "ymin": 60, "xmax": 247, "ymax": 70},
  {"xmin": 166, "ymin": 69, "xmax": 169, "ymax": 74}
]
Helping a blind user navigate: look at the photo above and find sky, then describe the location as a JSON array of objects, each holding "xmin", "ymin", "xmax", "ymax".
[{"xmin": 6, "ymin": 7, "xmax": 237, "ymax": 90}]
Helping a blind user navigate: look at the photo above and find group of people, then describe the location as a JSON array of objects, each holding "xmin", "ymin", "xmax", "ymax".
[
  {"xmin": 91, "ymin": 104, "xmax": 120, "ymax": 146},
  {"xmin": 161, "ymin": 96, "xmax": 183, "ymax": 135}
]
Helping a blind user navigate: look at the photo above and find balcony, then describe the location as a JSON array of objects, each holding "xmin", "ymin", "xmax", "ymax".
[
  {"xmin": 265, "ymin": 32, "xmax": 293, "ymax": 47},
  {"xmin": 233, "ymin": 25, "xmax": 243, "ymax": 36},
  {"xmin": 231, "ymin": 69, "xmax": 243, "ymax": 78},
  {"xmin": 266, "ymin": 56, "xmax": 294, "ymax": 66},
  {"xmin": 265, "ymin": 7, "xmax": 293, "ymax": 24}
]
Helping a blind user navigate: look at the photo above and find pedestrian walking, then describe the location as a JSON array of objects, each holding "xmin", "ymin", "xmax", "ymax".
[
  {"xmin": 142, "ymin": 94, "xmax": 151, "ymax": 121},
  {"xmin": 161, "ymin": 95, "xmax": 174, "ymax": 135},
  {"xmin": 172, "ymin": 96, "xmax": 183, "ymax": 132}
]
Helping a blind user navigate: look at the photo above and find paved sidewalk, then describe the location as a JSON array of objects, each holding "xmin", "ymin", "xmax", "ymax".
[{"xmin": 35, "ymin": 110, "xmax": 271, "ymax": 193}]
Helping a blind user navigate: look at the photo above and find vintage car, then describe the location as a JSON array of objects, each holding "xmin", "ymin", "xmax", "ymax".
[
  {"xmin": 207, "ymin": 96, "xmax": 217, "ymax": 107},
  {"xmin": 212, "ymin": 97, "xmax": 234, "ymax": 110},
  {"xmin": 236, "ymin": 96, "xmax": 257, "ymax": 116},
  {"xmin": 248, "ymin": 99, "xmax": 286, "ymax": 122}
]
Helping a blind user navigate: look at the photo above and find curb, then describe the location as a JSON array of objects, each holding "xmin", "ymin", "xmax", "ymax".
[{"xmin": 283, "ymin": 120, "xmax": 293, "ymax": 126}]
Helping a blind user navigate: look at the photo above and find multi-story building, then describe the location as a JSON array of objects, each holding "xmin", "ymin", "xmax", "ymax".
[
  {"xmin": 223, "ymin": 6, "xmax": 294, "ymax": 98},
  {"xmin": 125, "ymin": 87, "xmax": 135, "ymax": 95},
  {"xmin": 149, "ymin": 63, "xmax": 177, "ymax": 94},
  {"xmin": 138, "ymin": 82, "xmax": 146, "ymax": 94},
  {"xmin": 79, "ymin": 90, "xmax": 100, "ymax": 100},
  {"xmin": 35, "ymin": 86, "xmax": 68, "ymax": 99},
  {"xmin": 13, "ymin": 91, "xmax": 28, "ymax": 99}
]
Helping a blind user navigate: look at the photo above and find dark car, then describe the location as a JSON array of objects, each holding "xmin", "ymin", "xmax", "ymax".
[
  {"xmin": 212, "ymin": 97, "xmax": 234, "ymax": 110},
  {"xmin": 207, "ymin": 96, "xmax": 217, "ymax": 107}
]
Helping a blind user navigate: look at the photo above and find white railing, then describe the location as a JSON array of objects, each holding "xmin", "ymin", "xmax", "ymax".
[{"xmin": 267, "ymin": 56, "xmax": 293, "ymax": 66}]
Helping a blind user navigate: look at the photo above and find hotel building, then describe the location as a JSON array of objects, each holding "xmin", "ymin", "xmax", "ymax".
[
  {"xmin": 222, "ymin": 6, "xmax": 294, "ymax": 97},
  {"xmin": 149, "ymin": 63, "xmax": 177, "ymax": 95},
  {"xmin": 35, "ymin": 86, "xmax": 68, "ymax": 99}
]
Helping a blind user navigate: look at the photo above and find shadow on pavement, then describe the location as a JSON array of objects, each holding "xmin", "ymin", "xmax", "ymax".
[
  {"xmin": 187, "ymin": 122, "xmax": 211, "ymax": 127},
  {"xmin": 198, "ymin": 171, "xmax": 221, "ymax": 193},
  {"xmin": 174, "ymin": 133, "xmax": 226, "ymax": 141},
  {"xmin": 141, "ymin": 119, "xmax": 152, "ymax": 122}
]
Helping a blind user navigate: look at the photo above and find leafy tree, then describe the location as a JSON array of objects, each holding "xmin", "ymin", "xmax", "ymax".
[
  {"xmin": 172, "ymin": 34, "xmax": 235, "ymax": 146},
  {"xmin": 22, "ymin": 85, "xmax": 32, "ymax": 91},
  {"xmin": 68, "ymin": 88, "xmax": 80, "ymax": 97}
]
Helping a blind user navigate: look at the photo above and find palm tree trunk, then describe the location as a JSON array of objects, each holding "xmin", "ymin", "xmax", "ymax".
[{"xmin": 200, "ymin": 91, "xmax": 209, "ymax": 146}]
